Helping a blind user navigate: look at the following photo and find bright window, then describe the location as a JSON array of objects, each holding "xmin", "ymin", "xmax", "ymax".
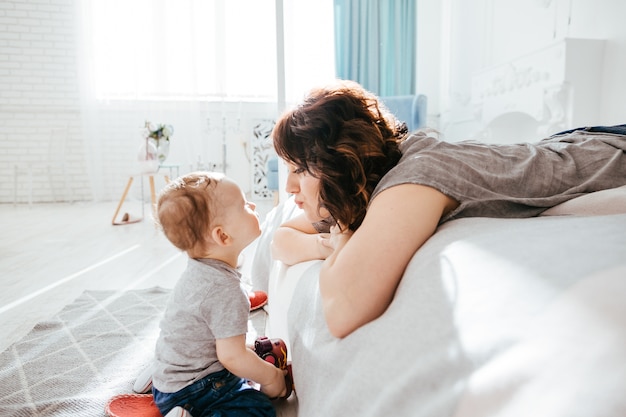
[{"xmin": 89, "ymin": 0, "xmax": 334, "ymax": 101}]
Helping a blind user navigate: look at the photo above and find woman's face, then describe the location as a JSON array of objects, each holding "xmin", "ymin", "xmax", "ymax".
[{"xmin": 284, "ymin": 162, "xmax": 330, "ymax": 222}]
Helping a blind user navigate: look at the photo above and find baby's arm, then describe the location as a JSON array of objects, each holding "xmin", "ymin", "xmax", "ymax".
[
  {"xmin": 271, "ymin": 213, "xmax": 333, "ymax": 265},
  {"xmin": 216, "ymin": 334, "xmax": 286, "ymax": 398}
]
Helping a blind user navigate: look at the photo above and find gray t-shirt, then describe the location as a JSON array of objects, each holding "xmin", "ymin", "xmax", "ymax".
[
  {"xmin": 372, "ymin": 129, "xmax": 626, "ymax": 223},
  {"xmin": 152, "ymin": 257, "xmax": 250, "ymax": 393}
]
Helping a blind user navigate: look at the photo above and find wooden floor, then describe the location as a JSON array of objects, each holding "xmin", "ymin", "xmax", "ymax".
[{"xmin": 0, "ymin": 198, "xmax": 275, "ymax": 354}]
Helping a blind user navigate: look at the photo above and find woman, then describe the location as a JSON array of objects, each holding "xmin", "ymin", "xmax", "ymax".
[{"xmin": 270, "ymin": 79, "xmax": 626, "ymax": 338}]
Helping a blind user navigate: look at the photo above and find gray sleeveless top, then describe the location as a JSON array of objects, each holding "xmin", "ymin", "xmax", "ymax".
[{"xmin": 371, "ymin": 129, "xmax": 626, "ymax": 224}]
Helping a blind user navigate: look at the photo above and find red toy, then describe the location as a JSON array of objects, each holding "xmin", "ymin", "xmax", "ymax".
[{"xmin": 253, "ymin": 336, "xmax": 294, "ymax": 399}]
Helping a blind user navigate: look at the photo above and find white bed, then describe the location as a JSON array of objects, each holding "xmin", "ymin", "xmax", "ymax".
[{"xmin": 252, "ymin": 186, "xmax": 626, "ymax": 417}]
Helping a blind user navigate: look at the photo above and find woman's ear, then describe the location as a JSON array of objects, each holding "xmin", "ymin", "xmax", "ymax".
[{"xmin": 211, "ymin": 226, "xmax": 231, "ymax": 247}]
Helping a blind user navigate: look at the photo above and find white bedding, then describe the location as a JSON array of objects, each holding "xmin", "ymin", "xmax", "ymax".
[{"xmin": 254, "ymin": 194, "xmax": 626, "ymax": 417}]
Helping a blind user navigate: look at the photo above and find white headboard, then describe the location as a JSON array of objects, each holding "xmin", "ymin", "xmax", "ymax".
[{"xmin": 471, "ymin": 38, "xmax": 605, "ymax": 143}]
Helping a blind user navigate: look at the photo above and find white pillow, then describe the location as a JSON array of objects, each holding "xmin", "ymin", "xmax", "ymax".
[{"xmin": 541, "ymin": 185, "xmax": 626, "ymax": 216}]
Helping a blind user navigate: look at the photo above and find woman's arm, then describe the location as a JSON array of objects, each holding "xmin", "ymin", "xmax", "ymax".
[
  {"xmin": 216, "ymin": 335, "xmax": 286, "ymax": 398},
  {"xmin": 320, "ymin": 184, "xmax": 458, "ymax": 338},
  {"xmin": 270, "ymin": 213, "xmax": 333, "ymax": 265}
]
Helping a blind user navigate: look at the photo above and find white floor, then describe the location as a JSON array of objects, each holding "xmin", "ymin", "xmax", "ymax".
[{"xmin": 0, "ymin": 198, "xmax": 275, "ymax": 354}]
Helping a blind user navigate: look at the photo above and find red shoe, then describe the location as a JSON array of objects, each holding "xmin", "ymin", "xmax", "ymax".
[
  {"xmin": 254, "ymin": 336, "xmax": 294, "ymax": 399},
  {"xmin": 105, "ymin": 394, "xmax": 161, "ymax": 417},
  {"xmin": 249, "ymin": 290, "xmax": 268, "ymax": 311}
]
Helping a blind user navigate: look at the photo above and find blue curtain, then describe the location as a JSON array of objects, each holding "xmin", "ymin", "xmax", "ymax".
[{"xmin": 334, "ymin": 0, "xmax": 416, "ymax": 96}]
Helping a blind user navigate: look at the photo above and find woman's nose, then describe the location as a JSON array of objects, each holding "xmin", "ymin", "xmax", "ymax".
[{"xmin": 285, "ymin": 173, "xmax": 299, "ymax": 194}]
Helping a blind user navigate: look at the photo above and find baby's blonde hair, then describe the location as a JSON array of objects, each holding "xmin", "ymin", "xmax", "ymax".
[{"xmin": 156, "ymin": 171, "xmax": 224, "ymax": 252}]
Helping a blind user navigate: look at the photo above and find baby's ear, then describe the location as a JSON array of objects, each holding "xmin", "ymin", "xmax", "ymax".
[{"xmin": 211, "ymin": 226, "xmax": 231, "ymax": 246}]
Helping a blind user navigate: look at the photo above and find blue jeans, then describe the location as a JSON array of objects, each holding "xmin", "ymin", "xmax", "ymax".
[{"xmin": 153, "ymin": 369, "xmax": 276, "ymax": 417}]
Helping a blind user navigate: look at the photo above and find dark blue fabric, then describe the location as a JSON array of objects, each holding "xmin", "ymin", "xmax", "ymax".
[
  {"xmin": 551, "ymin": 124, "xmax": 626, "ymax": 137},
  {"xmin": 153, "ymin": 369, "xmax": 275, "ymax": 417}
]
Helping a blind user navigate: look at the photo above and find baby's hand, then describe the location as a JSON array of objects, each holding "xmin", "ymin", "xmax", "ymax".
[{"xmin": 260, "ymin": 367, "xmax": 287, "ymax": 399}]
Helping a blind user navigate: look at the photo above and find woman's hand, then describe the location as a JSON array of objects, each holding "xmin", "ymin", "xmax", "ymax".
[
  {"xmin": 316, "ymin": 232, "xmax": 334, "ymax": 257},
  {"xmin": 323, "ymin": 223, "xmax": 352, "ymax": 253}
]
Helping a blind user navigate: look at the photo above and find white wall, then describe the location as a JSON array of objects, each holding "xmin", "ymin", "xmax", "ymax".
[
  {"xmin": 1, "ymin": 0, "xmax": 85, "ymax": 204},
  {"xmin": 418, "ymin": 0, "xmax": 626, "ymax": 142}
]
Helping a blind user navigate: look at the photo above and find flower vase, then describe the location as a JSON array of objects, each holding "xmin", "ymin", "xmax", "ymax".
[
  {"xmin": 138, "ymin": 138, "xmax": 159, "ymax": 173},
  {"xmin": 156, "ymin": 139, "xmax": 170, "ymax": 163}
]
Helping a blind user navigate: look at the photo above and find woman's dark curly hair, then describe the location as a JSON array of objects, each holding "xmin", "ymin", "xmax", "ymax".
[{"xmin": 272, "ymin": 80, "xmax": 406, "ymax": 231}]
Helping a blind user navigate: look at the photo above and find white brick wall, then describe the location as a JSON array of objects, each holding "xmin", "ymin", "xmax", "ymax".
[{"xmin": 0, "ymin": 0, "xmax": 88, "ymax": 204}]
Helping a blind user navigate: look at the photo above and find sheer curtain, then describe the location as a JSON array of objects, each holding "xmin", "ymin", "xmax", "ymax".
[
  {"xmin": 334, "ymin": 0, "xmax": 417, "ymax": 96},
  {"xmin": 74, "ymin": 0, "xmax": 334, "ymax": 201},
  {"xmin": 281, "ymin": 0, "xmax": 336, "ymax": 104}
]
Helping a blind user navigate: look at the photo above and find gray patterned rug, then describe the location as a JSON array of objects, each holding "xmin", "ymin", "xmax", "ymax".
[{"xmin": 0, "ymin": 287, "xmax": 170, "ymax": 416}]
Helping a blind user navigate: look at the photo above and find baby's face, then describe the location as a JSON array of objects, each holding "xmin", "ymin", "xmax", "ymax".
[{"xmin": 218, "ymin": 179, "xmax": 262, "ymax": 248}]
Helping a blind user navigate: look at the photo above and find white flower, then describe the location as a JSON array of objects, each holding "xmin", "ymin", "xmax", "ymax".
[
  {"xmin": 162, "ymin": 125, "xmax": 174, "ymax": 138},
  {"xmin": 145, "ymin": 121, "xmax": 156, "ymax": 131},
  {"xmin": 144, "ymin": 121, "xmax": 174, "ymax": 141}
]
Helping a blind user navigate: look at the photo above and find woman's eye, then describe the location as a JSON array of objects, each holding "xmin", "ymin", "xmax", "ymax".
[{"xmin": 293, "ymin": 167, "xmax": 305, "ymax": 174}]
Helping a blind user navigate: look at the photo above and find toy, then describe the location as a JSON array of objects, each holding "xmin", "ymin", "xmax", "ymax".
[{"xmin": 253, "ymin": 336, "xmax": 295, "ymax": 399}]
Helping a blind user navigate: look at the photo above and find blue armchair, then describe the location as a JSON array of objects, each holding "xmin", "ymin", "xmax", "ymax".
[
  {"xmin": 267, "ymin": 156, "xmax": 279, "ymax": 191},
  {"xmin": 381, "ymin": 94, "xmax": 428, "ymax": 132}
]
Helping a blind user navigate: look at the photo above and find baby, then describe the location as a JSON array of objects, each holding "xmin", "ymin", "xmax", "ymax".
[{"xmin": 152, "ymin": 172, "xmax": 286, "ymax": 417}]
